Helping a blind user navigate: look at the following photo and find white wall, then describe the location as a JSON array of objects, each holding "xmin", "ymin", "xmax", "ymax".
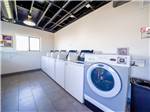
[
  {"xmin": 149, "ymin": 4, "xmax": 150, "ymax": 79},
  {"xmin": 1, "ymin": 21, "xmax": 54, "ymax": 74},
  {"xmin": 149, "ymin": 4, "xmax": 150, "ymax": 26},
  {"xmin": 54, "ymin": 1, "xmax": 150, "ymax": 80}
]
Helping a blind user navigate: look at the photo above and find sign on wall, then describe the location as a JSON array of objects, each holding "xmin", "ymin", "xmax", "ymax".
[
  {"xmin": 117, "ymin": 48, "xmax": 129, "ymax": 55},
  {"xmin": 0, "ymin": 34, "xmax": 13, "ymax": 47},
  {"xmin": 140, "ymin": 26, "xmax": 150, "ymax": 39}
]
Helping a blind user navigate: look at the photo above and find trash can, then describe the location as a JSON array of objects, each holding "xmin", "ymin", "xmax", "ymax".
[{"xmin": 131, "ymin": 78, "xmax": 150, "ymax": 112}]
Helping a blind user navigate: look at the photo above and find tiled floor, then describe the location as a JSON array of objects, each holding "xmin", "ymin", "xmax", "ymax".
[{"xmin": 1, "ymin": 70, "xmax": 92, "ymax": 112}]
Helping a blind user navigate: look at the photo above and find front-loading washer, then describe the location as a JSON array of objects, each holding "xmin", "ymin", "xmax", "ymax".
[{"xmin": 84, "ymin": 54, "xmax": 131, "ymax": 112}]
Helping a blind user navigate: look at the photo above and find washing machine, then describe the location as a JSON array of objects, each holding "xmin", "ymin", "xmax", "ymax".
[
  {"xmin": 55, "ymin": 50, "xmax": 68, "ymax": 88},
  {"xmin": 84, "ymin": 54, "xmax": 131, "ymax": 112},
  {"xmin": 49, "ymin": 50, "xmax": 59, "ymax": 80},
  {"xmin": 65, "ymin": 50, "xmax": 94, "ymax": 103}
]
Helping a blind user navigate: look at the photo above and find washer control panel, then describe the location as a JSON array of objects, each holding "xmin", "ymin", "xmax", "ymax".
[
  {"xmin": 85, "ymin": 54, "xmax": 130, "ymax": 67},
  {"xmin": 109, "ymin": 57, "xmax": 127, "ymax": 64}
]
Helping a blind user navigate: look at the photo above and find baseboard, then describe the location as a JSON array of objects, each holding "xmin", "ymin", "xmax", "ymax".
[{"xmin": 1, "ymin": 69, "xmax": 41, "ymax": 77}]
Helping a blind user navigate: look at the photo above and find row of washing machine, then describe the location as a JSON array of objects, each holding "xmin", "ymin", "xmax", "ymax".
[
  {"xmin": 41, "ymin": 50, "xmax": 94, "ymax": 103},
  {"xmin": 41, "ymin": 50, "xmax": 131, "ymax": 112}
]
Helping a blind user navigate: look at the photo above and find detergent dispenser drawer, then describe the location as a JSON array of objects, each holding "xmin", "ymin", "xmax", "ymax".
[{"xmin": 131, "ymin": 78, "xmax": 150, "ymax": 112}]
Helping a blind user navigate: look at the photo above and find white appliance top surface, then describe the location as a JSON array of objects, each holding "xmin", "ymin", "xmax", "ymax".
[
  {"xmin": 67, "ymin": 52, "xmax": 79, "ymax": 62},
  {"xmin": 57, "ymin": 52, "xmax": 68, "ymax": 60},
  {"xmin": 85, "ymin": 54, "xmax": 131, "ymax": 67},
  {"xmin": 50, "ymin": 52, "xmax": 59, "ymax": 58}
]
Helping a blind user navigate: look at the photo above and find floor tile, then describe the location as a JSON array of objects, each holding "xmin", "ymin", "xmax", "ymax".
[
  {"xmin": 1, "ymin": 70, "xmax": 92, "ymax": 112},
  {"xmin": 1, "ymin": 110, "xmax": 18, "ymax": 112},
  {"xmin": 2, "ymin": 97, "xmax": 18, "ymax": 111},
  {"xmin": 19, "ymin": 96, "xmax": 37, "ymax": 111},
  {"xmin": 19, "ymin": 87, "xmax": 32, "ymax": 100}
]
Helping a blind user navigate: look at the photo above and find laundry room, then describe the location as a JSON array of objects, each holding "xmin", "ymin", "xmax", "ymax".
[{"xmin": 1, "ymin": 0, "xmax": 150, "ymax": 112}]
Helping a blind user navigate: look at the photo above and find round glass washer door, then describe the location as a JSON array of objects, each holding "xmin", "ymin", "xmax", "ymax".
[{"xmin": 87, "ymin": 63, "xmax": 121, "ymax": 98}]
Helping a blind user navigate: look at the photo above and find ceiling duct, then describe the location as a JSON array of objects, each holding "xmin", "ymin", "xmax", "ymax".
[{"xmin": 113, "ymin": 0, "xmax": 130, "ymax": 8}]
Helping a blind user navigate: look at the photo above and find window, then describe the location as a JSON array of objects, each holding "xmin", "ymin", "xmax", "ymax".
[
  {"xmin": 16, "ymin": 35, "xmax": 40, "ymax": 51},
  {"xmin": 29, "ymin": 37, "xmax": 40, "ymax": 51},
  {"xmin": 16, "ymin": 35, "xmax": 29, "ymax": 51}
]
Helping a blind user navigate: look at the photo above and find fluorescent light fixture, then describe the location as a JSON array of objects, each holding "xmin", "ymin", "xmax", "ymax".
[
  {"xmin": 23, "ymin": 15, "xmax": 36, "ymax": 26},
  {"xmin": 86, "ymin": 4, "xmax": 91, "ymax": 8},
  {"xmin": 3, "ymin": 0, "xmax": 13, "ymax": 19},
  {"xmin": 70, "ymin": 14, "xmax": 75, "ymax": 18}
]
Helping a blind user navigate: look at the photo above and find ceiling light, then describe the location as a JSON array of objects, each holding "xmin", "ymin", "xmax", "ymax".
[
  {"xmin": 86, "ymin": 4, "xmax": 91, "ymax": 8},
  {"xmin": 70, "ymin": 14, "xmax": 75, "ymax": 18},
  {"xmin": 23, "ymin": 14, "xmax": 36, "ymax": 26},
  {"xmin": 3, "ymin": 0, "xmax": 13, "ymax": 19}
]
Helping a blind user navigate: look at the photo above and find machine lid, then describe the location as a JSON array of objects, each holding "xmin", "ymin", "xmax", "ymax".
[
  {"xmin": 57, "ymin": 51, "xmax": 68, "ymax": 60},
  {"xmin": 66, "ymin": 50, "xmax": 78, "ymax": 61},
  {"xmin": 87, "ymin": 63, "xmax": 121, "ymax": 98},
  {"xmin": 78, "ymin": 50, "xmax": 94, "ymax": 62}
]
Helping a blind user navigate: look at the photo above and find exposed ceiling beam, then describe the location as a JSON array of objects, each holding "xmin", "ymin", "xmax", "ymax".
[
  {"xmin": 73, "ymin": 1, "xmax": 95, "ymax": 13},
  {"xmin": 14, "ymin": 0, "xmax": 18, "ymax": 21},
  {"xmin": 17, "ymin": 5, "xmax": 42, "ymax": 13},
  {"xmin": 37, "ymin": 3, "xmax": 52, "ymax": 26},
  {"xmin": 73, "ymin": 1, "xmax": 88, "ymax": 14},
  {"xmin": 49, "ymin": 1, "xmax": 88, "ymax": 31},
  {"xmin": 42, "ymin": 0, "xmax": 70, "ymax": 30},
  {"xmin": 15, "ymin": 5, "xmax": 64, "ymax": 28},
  {"xmin": 49, "ymin": 1, "xmax": 77, "ymax": 19},
  {"xmin": 45, "ymin": 22, "xmax": 63, "ymax": 29},
  {"xmin": 17, "ymin": 5, "xmax": 65, "ymax": 27},
  {"xmin": 2, "ymin": 1, "xmax": 110, "ymax": 33}
]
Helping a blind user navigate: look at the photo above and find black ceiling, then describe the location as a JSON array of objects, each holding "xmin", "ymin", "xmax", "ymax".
[{"xmin": 1, "ymin": 0, "xmax": 111, "ymax": 33}]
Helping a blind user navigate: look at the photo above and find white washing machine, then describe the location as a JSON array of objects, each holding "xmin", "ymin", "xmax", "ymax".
[
  {"xmin": 55, "ymin": 51, "xmax": 68, "ymax": 88},
  {"xmin": 65, "ymin": 50, "xmax": 94, "ymax": 103},
  {"xmin": 84, "ymin": 54, "xmax": 131, "ymax": 112},
  {"xmin": 49, "ymin": 50, "xmax": 59, "ymax": 80}
]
